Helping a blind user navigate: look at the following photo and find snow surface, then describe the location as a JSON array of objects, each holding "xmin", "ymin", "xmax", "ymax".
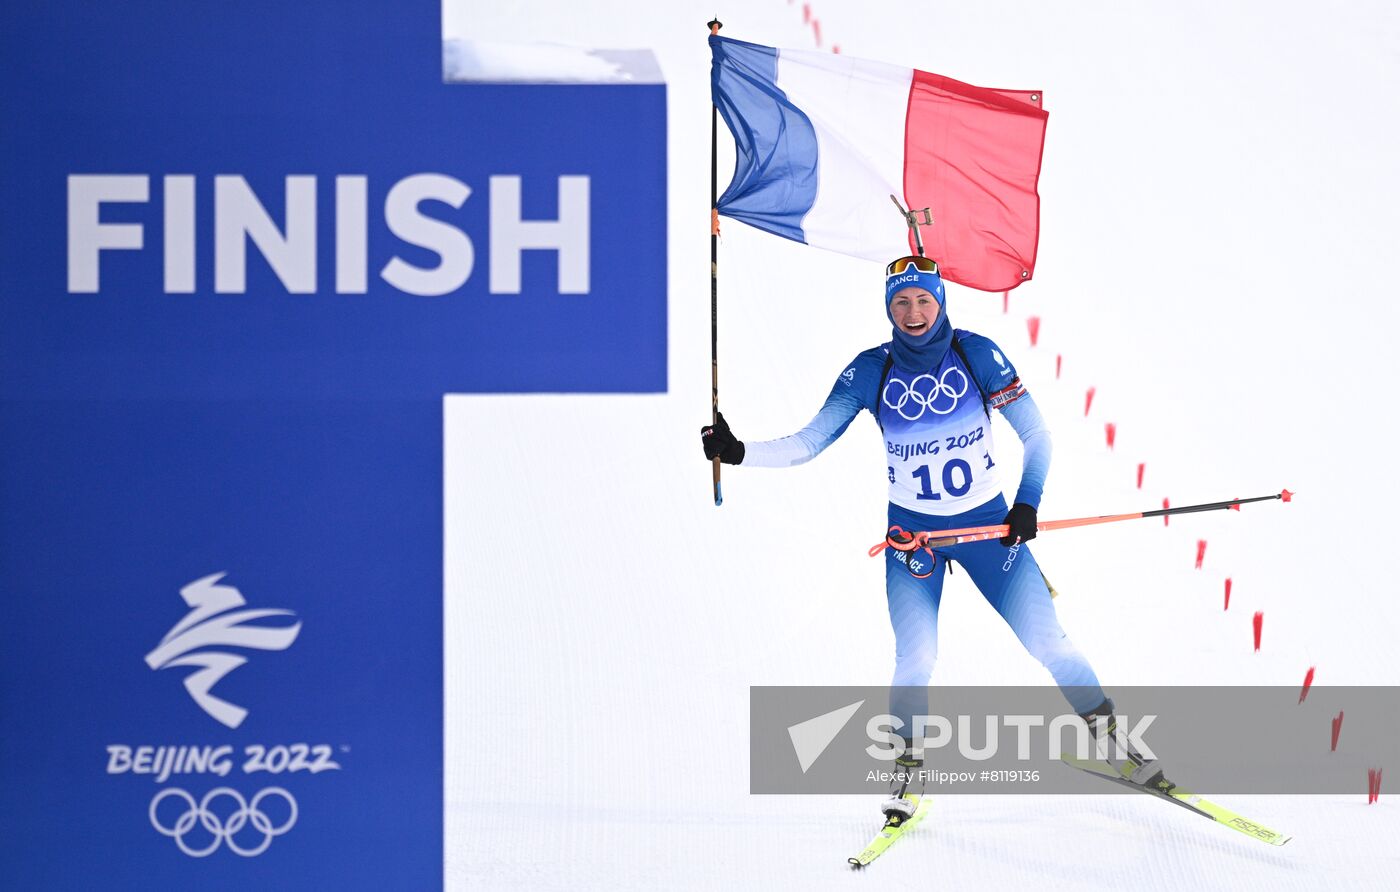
[{"xmin": 443, "ymin": 1, "xmax": 1400, "ymax": 888}]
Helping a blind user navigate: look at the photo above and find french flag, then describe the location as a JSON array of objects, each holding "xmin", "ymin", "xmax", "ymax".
[{"xmin": 711, "ymin": 36, "xmax": 1047, "ymax": 292}]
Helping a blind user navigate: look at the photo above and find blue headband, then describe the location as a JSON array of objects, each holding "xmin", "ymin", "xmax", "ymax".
[{"xmin": 885, "ymin": 267, "xmax": 946, "ymax": 307}]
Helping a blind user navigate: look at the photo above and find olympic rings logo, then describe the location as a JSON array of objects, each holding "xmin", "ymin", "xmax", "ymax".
[
  {"xmin": 149, "ymin": 786, "xmax": 298, "ymax": 857},
  {"xmin": 882, "ymin": 368, "xmax": 969, "ymax": 420}
]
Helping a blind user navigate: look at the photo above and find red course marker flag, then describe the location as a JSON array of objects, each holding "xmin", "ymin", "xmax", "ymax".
[
  {"xmin": 1224, "ymin": 577, "xmax": 1232, "ymax": 611},
  {"xmin": 1332, "ymin": 711, "xmax": 1344, "ymax": 752},
  {"xmin": 1002, "ymin": 291, "xmax": 1009, "ymax": 314},
  {"xmin": 1370, "ymin": 768, "xmax": 1383, "ymax": 804},
  {"xmin": 1027, "ymin": 316, "xmax": 1041, "ymax": 347},
  {"xmin": 1083, "ymin": 386, "xmax": 1095, "ymax": 417},
  {"xmin": 1195, "ymin": 539, "xmax": 1207, "ymax": 569},
  {"xmin": 1252, "ymin": 611, "xmax": 1263, "ymax": 651},
  {"xmin": 1055, "ymin": 354, "xmax": 1062, "ymax": 379},
  {"xmin": 1136, "ymin": 463, "xmax": 1145, "ymax": 489},
  {"xmin": 1105, "ymin": 423, "xmax": 1116, "ymax": 450},
  {"xmin": 1162, "ymin": 497, "xmax": 1170, "ymax": 527},
  {"xmin": 1299, "ymin": 666, "xmax": 1315, "ymax": 703}
]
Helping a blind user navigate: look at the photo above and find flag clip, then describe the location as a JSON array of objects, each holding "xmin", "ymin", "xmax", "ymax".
[{"xmin": 889, "ymin": 194, "xmax": 933, "ymax": 256}]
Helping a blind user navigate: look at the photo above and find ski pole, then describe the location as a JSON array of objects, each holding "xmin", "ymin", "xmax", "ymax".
[
  {"xmin": 708, "ymin": 17, "xmax": 724, "ymax": 507},
  {"xmin": 868, "ymin": 490, "xmax": 1293, "ymax": 556}
]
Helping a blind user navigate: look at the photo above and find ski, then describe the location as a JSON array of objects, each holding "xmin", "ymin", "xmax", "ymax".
[
  {"xmin": 1062, "ymin": 754, "xmax": 1292, "ymax": 846},
  {"xmin": 847, "ymin": 795, "xmax": 932, "ymax": 868}
]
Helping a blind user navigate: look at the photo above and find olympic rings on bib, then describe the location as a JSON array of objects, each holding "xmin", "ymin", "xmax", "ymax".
[
  {"xmin": 149, "ymin": 786, "xmax": 298, "ymax": 857},
  {"xmin": 882, "ymin": 367, "xmax": 969, "ymax": 421}
]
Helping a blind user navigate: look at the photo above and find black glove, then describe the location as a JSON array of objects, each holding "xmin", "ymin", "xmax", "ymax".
[
  {"xmin": 701, "ymin": 411, "xmax": 745, "ymax": 465},
  {"xmin": 1001, "ymin": 502, "xmax": 1038, "ymax": 546}
]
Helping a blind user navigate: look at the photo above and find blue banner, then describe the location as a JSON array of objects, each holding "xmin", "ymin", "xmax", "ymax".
[{"xmin": 0, "ymin": 1, "xmax": 666, "ymax": 888}]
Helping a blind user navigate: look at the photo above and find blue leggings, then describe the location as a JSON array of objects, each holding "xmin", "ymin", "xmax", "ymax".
[{"xmin": 886, "ymin": 497, "xmax": 1105, "ymax": 730}]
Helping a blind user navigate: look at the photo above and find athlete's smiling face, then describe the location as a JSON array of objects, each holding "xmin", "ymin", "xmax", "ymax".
[{"xmin": 889, "ymin": 288, "xmax": 940, "ymax": 336}]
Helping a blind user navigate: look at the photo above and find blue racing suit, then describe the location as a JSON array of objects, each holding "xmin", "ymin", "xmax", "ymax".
[{"xmin": 743, "ymin": 331, "xmax": 1105, "ymax": 727}]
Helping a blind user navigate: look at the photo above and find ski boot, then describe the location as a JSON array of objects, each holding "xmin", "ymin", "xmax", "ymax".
[
  {"xmin": 879, "ymin": 747, "xmax": 926, "ymax": 826},
  {"xmin": 1079, "ymin": 698, "xmax": 1175, "ymax": 794},
  {"xmin": 850, "ymin": 745, "xmax": 932, "ymax": 868}
]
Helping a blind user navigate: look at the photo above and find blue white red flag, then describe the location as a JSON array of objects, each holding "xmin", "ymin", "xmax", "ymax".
[{"xmin": 711, "ymin": 36, "xmax": 1048, "ymax": 292}]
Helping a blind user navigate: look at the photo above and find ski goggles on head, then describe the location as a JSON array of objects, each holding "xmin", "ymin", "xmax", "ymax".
[
  {"xmin": 885, "ymin": 255, "xmax": 945, "ymax": 307},
  {"xmin": 885, "ymin": 256, "xmax": 939, "ymax": 278}
]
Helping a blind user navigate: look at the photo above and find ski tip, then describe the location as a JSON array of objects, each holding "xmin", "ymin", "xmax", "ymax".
[{"xmin": 848, "ymin": 858, "xmax": 864, "ymax": 869}]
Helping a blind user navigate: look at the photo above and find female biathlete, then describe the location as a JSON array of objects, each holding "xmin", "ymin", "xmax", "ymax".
[{"xmin": 701, "ymin": 255, "xmax": 1165, "ymax": 822}]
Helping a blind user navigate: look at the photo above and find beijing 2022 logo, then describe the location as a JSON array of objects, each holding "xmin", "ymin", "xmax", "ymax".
[
  {"xmin": 107, "ymin": 573, "xmax": 345, "ymax": 858},
  {"xmin": 146, "ymin": 572, "xmax": 301, "ymax": 729}
]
